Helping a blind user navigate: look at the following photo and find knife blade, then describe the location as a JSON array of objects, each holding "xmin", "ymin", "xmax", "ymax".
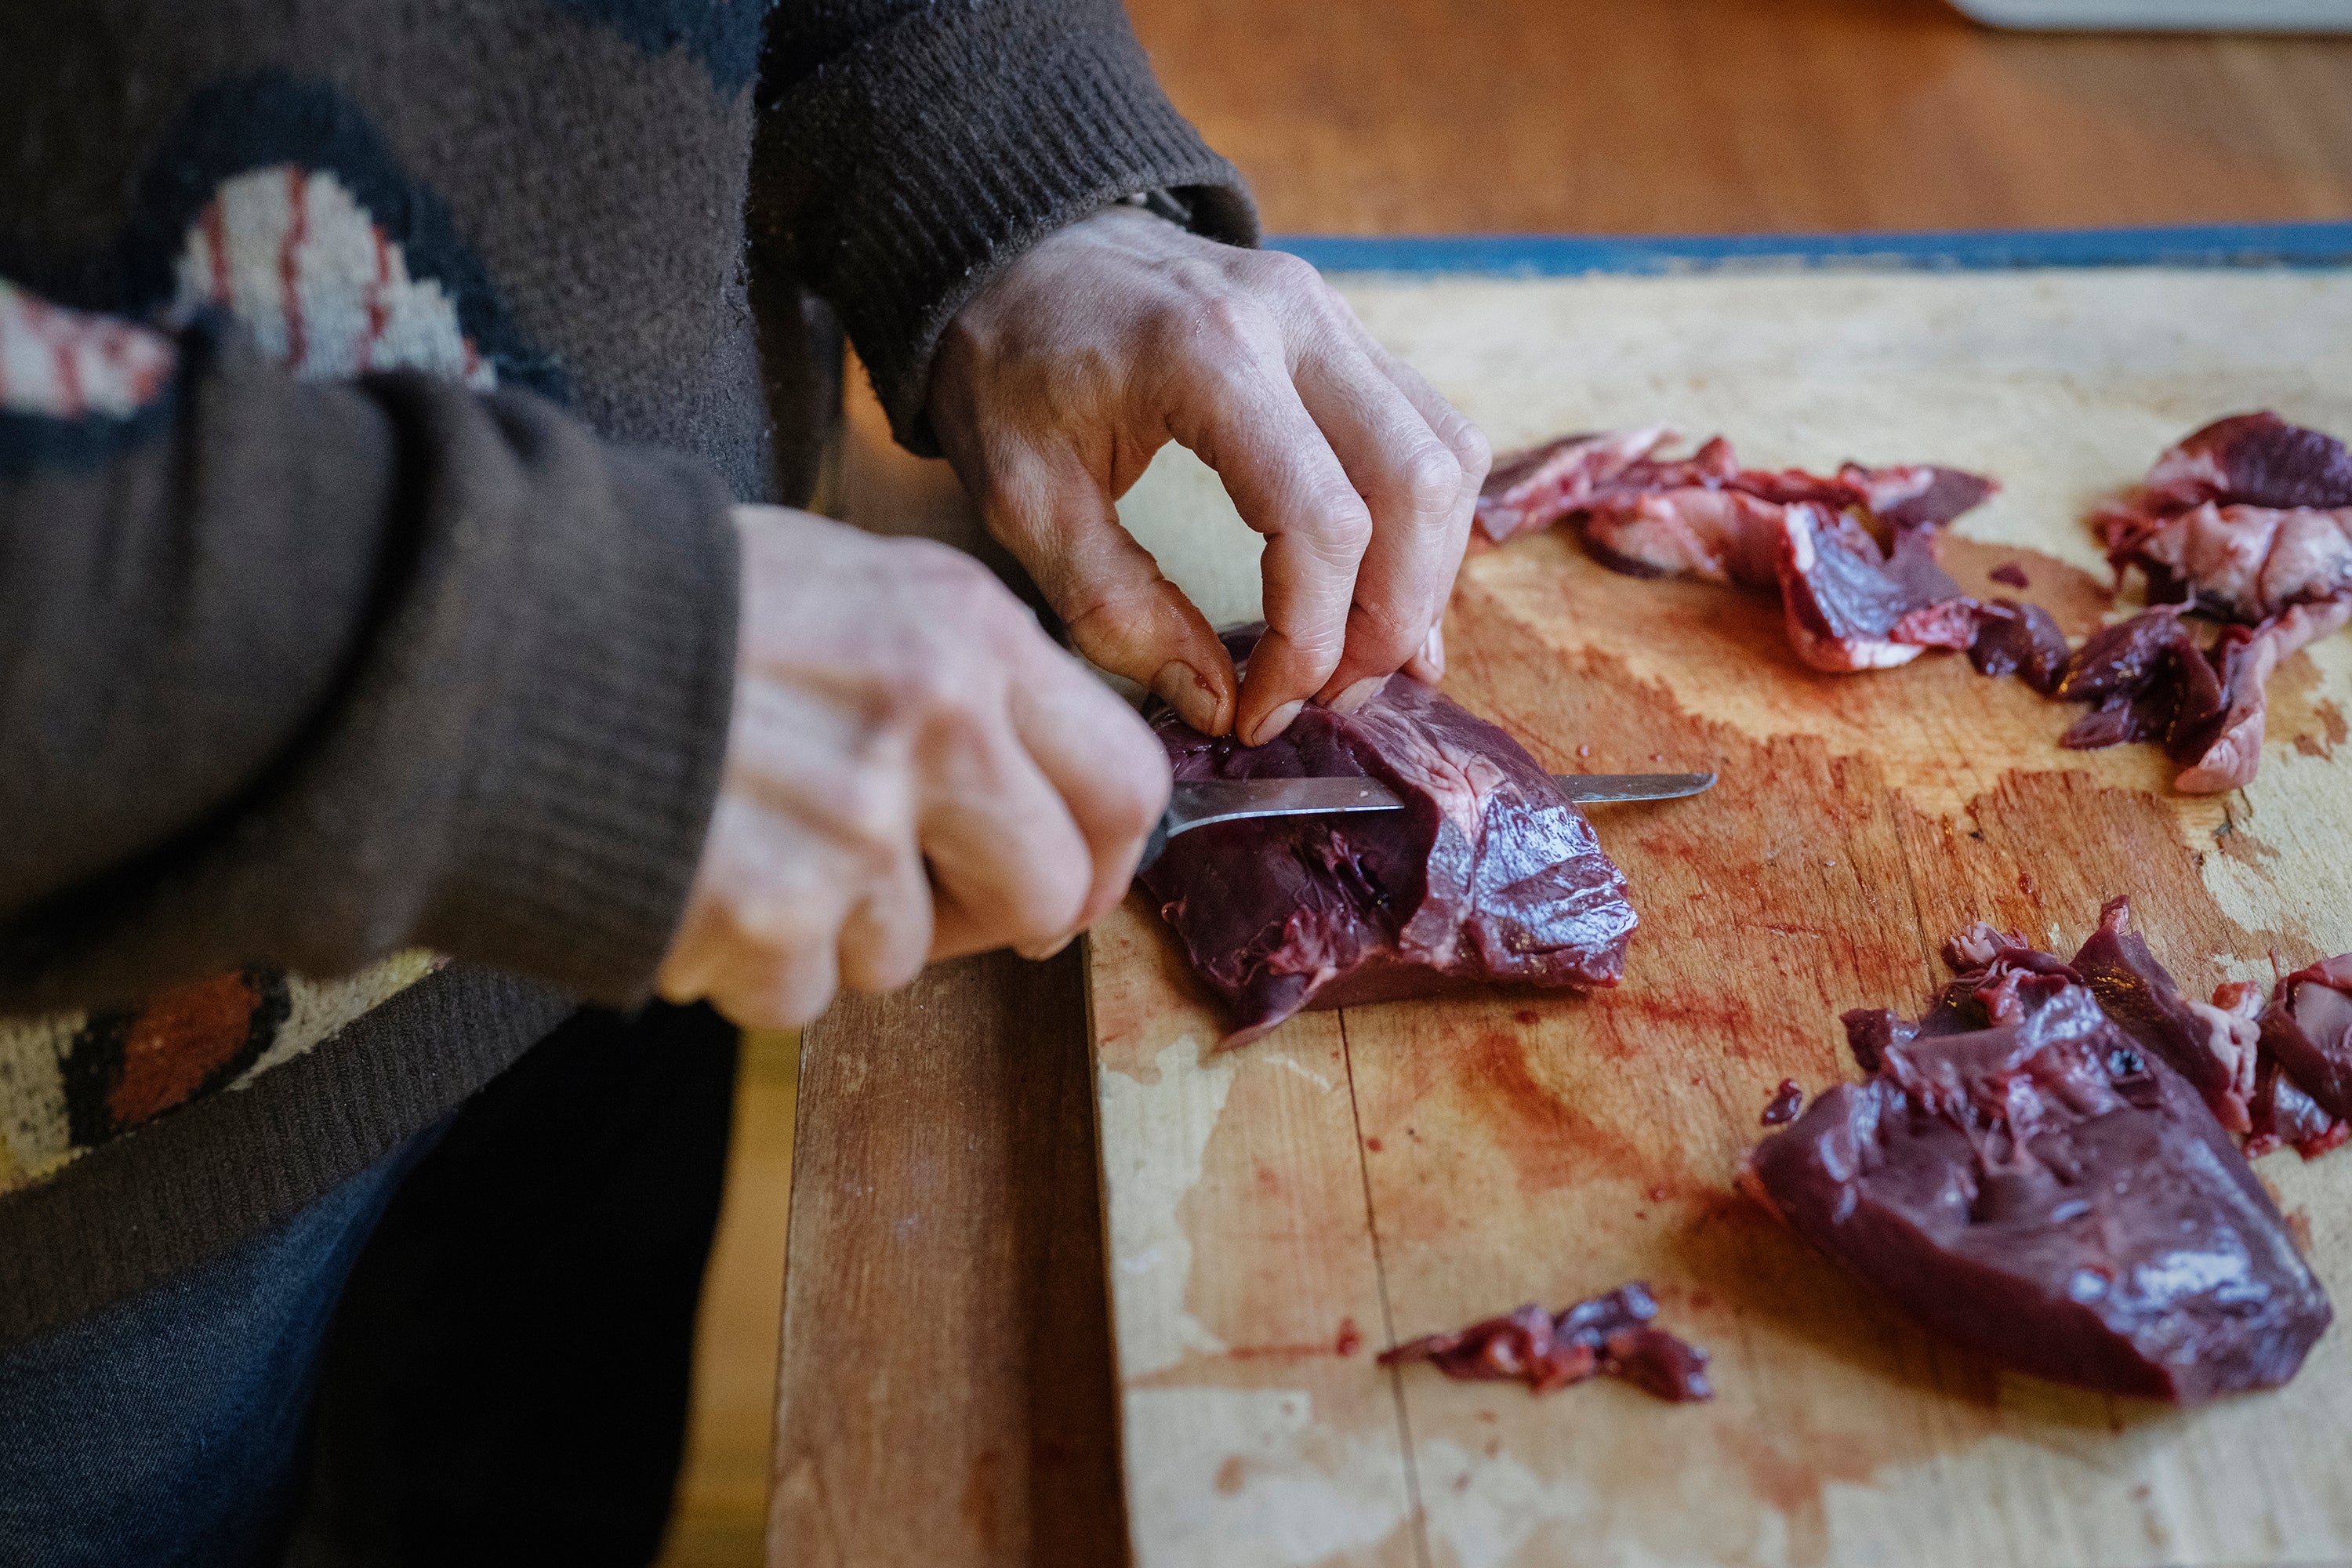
[{"xmin": 1138, "ymin": 771, "xmax": 1715, "ymax": 871}]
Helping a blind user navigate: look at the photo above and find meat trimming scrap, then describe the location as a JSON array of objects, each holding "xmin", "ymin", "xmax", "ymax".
[
  {"xmin": 1136, "ymin": 626, "xmax": 1638, "ymax": 1045},
  {"xmin": 1745, "ymin": 898, "xmax": 2339, "ymax": 1405},
  {"xmin": 1379, "ymin": 1281, "xmax": 1712, "ymax": 1403},
  {"xmin": 1473, "ymin": 426, "xmax": 2002, "ymax": 674},
  {"xmin": 2060, "ymin": 412, "xmax": 2352, "ymax": 792}
]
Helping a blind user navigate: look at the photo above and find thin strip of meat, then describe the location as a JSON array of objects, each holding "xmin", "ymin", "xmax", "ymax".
[
  {"xmin": 1474, "ymin": 426, "xmax": 1678, "ymax": 545},
  {"xmin": 1137, "ymin": 626, "xmax": 1637, "ymax": 1046},
  {"xmin": 2070, "ymin": 895, "xmax": 2257, "ymax": 1131},
  {"xmin": 1377, "ymin": 1282, "xmax": 1712, "ymax": 1403}
]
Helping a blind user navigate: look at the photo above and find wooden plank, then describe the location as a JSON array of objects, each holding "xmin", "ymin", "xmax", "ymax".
[
  {"xmin": 1094, "ymin": 264, "xmax": 2352, "ymax": 1566},
  {"xmin": 767, "ymin": 948, "xmax": 1127, "ymax": 1568},
  {"xmin": 1128, "ymin": 0, "xmax": 2352, "ymax": 234}
]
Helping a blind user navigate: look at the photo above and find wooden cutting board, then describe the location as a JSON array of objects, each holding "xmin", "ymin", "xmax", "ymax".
[{"xmin": 1087, "ymin": 258, "xmax": 2352, "ymax": 1568}]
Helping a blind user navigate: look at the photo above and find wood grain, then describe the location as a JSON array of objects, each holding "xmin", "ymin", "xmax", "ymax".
[
  {"xmin": 1093, "ymin": 266, "xmax": 2352, "ymax": 1567},
  {"xmin": 1127, "ymin": 0, "xmax": 2352, "ymax": 234},
  {"xmin": 770, "ymin": 5, "xmax": 2352, "ymax": 1565},
  {"xmin": 767, "ymin": 949, "xmax": 1127, "ymax": 1568}
]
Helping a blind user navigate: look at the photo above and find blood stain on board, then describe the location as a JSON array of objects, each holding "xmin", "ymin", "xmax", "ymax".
[{"xmin": 2272, "ymin": 648, "xmax": 2348, "ymax": 761}]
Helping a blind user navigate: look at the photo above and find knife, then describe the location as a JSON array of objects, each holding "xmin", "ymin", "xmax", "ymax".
[{"xmin": 1138, "ymin": 771, "xmax": 1716, "ymax": 872}]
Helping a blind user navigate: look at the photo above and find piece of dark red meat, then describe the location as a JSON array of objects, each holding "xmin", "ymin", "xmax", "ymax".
[
  {"xmin": 2069, "ymin": 895, "xmax": 2259, "ymax": 1133},
  {"xmin": 1773, "ymin": 505, "xmax": 1979, "ymax": 673},
  {"xmin": 1378, "ymin": 1282, "xmax": 1712, "ymax": 1403},
  {"xmin": 1760, "ymin": 1079, "xmax": 1806, "ymax": 1126},
  {"xmin": 1137, "ymin": 627, "xmax": 1638, "ymax": 1045},
  {"xmin": 2051, "ymin": 598, "xmax": 2352, "ymax": 793},
  {"xmin": 2100, "ymin": 413, "xmax": 2352, "ymax": 623},
  {"xmin": 1476, "ymin": 426, "xmax": 2001, "ymax": 674},
  {"xmin": 1746, "ymin": 978, "xmax": 2331, "ymax": 1404},
  {"xmin": 1838, "ymin": 462, "xmax": 2002, "ymax": 532},
  {"xmin": 2143, "ymin": 412, "xmax": 2352, "ymax": 514},
  {"xmin": 1967, "ymin": 599, "xmax": 2071, "ymax": 694},
  {"xmin": 2259, "ymin": 956, "xmax": 2352, "ymax": 1127}
]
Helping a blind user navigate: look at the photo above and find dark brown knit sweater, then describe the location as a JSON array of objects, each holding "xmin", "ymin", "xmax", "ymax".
[{"xmin": 0, "ymin": 0, "xmax": 1255, "ymax": 1345}]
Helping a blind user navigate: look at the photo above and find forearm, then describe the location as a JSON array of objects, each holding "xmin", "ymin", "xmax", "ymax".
[
  {"xmin": 750, "ymin": 0, "xmax": 1259, "ymax": 453},
  {"xmin": 0, "ymin": 306, "xmax": 737, "ymax": 1012}
]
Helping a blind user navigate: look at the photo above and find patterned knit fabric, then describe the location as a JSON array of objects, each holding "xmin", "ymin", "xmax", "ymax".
[{"xmin": 0, "ymin": 0, "xmax": 1252, "ymax": 1343}]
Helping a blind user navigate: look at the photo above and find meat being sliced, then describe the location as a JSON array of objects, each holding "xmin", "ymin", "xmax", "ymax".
[
  {"xmin": 1137, "ymin": 626, "xmax": 1638, "ymax": 1045},
  {"xmin": 1745, "ymin": 975, "xmax": 2332, "ymax": 1404},
  {"xmin": 1377, "ymin": 1282, "xmax": 1713, "ymax": 1403}
]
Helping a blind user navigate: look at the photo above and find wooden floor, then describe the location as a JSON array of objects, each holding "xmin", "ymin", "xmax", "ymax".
[
  {"xmin": 655, "ymin": 3, "xmax": 2352, "ymax": 1565},
  {"xmin": 655, "ymin": 1029, "xmax": 797, "ymax": 1568}
]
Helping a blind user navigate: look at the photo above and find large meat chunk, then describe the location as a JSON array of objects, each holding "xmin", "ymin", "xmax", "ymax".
[
  {"xmin": 1748, "ymin": 975, "xmax": 2331, "ymax": 1404},
  {"xmin": 1137, "ymin": 628, "xmax": 1637, "ymax": 1045}
]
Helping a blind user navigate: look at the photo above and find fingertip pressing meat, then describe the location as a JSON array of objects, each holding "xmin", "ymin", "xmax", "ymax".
[
  {"xmin": 1137, "ymin": 626, "xmax": 1638, "ymax": 1045},
  {"xmin": 1379, "ymin": 1283, "xmax": 1713, "ymax": 1403},
  {"xmin": 1749, "ymin": 965, "xmax": 2330, "ymax": 1405}
]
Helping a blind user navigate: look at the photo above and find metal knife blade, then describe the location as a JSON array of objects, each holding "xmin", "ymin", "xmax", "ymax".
[{"xmin": 1138, "ymin": 771, "xmax": 1715, "ymax": 870}]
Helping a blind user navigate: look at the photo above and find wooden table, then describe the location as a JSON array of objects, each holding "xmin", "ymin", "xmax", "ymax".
[{"xmin": 765, "ymin": 5, "xmax": 2352, "ymax": 1564}]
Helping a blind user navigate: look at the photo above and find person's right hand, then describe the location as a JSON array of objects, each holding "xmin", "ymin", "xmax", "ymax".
[{"xmin": 655, "ymin": 505, "xmax": 1171, "ymax": 1030}]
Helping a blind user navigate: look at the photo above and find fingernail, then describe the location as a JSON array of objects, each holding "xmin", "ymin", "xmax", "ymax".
[
  {"xmin": 1419, "ymin": 623, "xmax": 1446, "ymax": 677},
  {"xmin": 1152, "ymin": 660, "xmax": 1221, "ymax": 734},
  {"xmin": 1331, "ymin": 675, "xmax": 1388, "ymax": 714},
  {"xmin": 1017, "ymin": 932, "xmax": 1076, "ymax": 961},
  {"xmin": 1247, "ymin": 699, "xmax": 1305, "ymax": 747}
]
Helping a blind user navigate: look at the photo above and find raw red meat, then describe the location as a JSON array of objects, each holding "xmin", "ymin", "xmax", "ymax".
[
  {"xmin": 1747, "ymin": 959, "xmax": 2331, "ymax": 1405},
  {"xmin": 1474, "ymin": 426, "xmax": 1998, "ymax": 673},
  {"xmin": 1138, "ymin": 627, "xmax": 1637, "ymax": 1045},
  {"xmin": 2070, "ymin": 896, "xmax": 2259, "ymax": 1132},
  {"xmin": 2051, "ymin": 597, "xmax": 2352, "ymax": 793},
  {"xmin": 2259, "ymin": 956, "xmax": 2352, "ymax": 1129},
  {"xmin": 2100, "ymin": 412, "xmax": 2352, "ymax": 622},
  {"xmin": 1966, "ymin": 598, "xmax": 2071, "ymax": 694},
  {"xmin": 1378, "ymin": 1282, "xmax": 1712, "ymax": 1403},
  {"xmin": 1760, "ymin": 1078, "xmax": 1806, "ymax": 1125}
]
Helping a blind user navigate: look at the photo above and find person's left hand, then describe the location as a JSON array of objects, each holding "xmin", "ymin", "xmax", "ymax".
[{"xmin": 927, "ymin": 205, "xmax": 1490, "ymax": 748}]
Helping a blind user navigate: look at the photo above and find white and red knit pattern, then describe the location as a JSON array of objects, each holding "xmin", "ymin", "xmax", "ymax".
[
  {"xmin": 0, "ymin": 281, "xmax": 176, "ymax": 419},
  {"xmin": 173, "ymin": 165, "xmax": 495, "ymax": 390}
]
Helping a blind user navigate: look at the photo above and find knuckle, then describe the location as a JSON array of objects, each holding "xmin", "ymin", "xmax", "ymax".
[
  {"xmin": 1449, "ymin": 417, "xmax": 1494, "ymax": 482},
  {"xmin": 1398, "ymin": 443, "xmax": 1465, "ymax": 519}
]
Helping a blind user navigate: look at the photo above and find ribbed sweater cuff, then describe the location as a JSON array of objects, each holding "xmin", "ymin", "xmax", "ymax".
[
  {"xmin": 421, "ymin": 433, "xmax": 739, "ymax": 1007},
  {"xmin": 762, "ymin": 0, "xmax": 1259, "ymax": 455}
]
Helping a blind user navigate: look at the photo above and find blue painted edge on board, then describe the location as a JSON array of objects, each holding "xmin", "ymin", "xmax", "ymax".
[{"xmin": 1265, "ymin": 223, "xmax": 2352, "ymax": 277}]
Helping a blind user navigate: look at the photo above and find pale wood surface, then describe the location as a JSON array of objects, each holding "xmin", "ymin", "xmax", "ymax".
[
  {"xmin": 1092, "ymin": 266, "xmax": 2352, "ymax": 1568},
  {"xmin": 768, "ymin": 5, "xmax": 2352, "ymax": 1566}
]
